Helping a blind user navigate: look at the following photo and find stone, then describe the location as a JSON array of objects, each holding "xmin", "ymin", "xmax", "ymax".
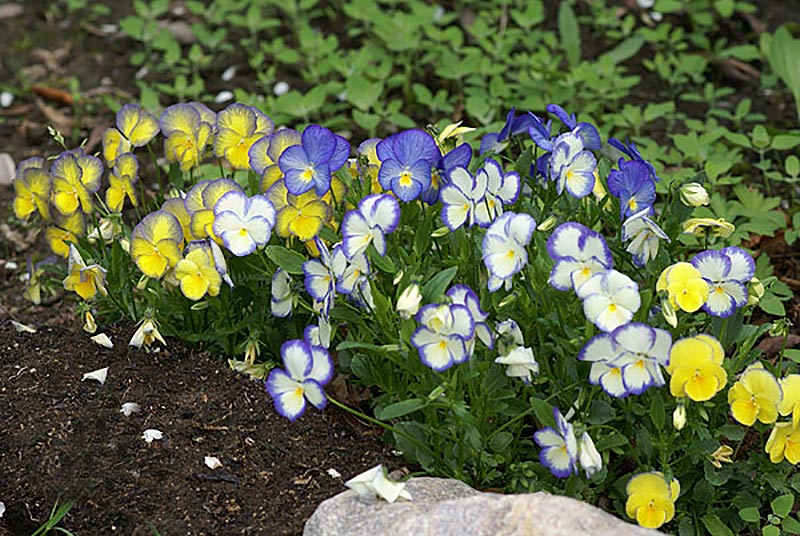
[{"xmin": 304, "ymin": 476, "xmax": 665, "ymax": 536}]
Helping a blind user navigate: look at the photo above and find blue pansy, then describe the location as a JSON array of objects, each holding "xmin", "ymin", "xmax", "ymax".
[
  {"xmin": 607, "ymin": 159, "xmax": 656, "ymax": 220},
  {"xmin": 377, "ymin": 130, "xmax": 440, "ymax": 202},
  {"xmin": 534, "ymin": 407, "xmax": 578, "ymax": 478},
  {"xmin": 279, "ymin": 125, "xmax": 349, "ymax": 196},
  {"xmin": 265, "ymin": 339, "xmax": 334, "ymax": 421}
]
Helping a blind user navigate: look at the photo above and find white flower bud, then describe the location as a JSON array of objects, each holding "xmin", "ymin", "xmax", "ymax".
[
  {"xmin": 673, "ymin": 404, "xmax": 687, "ymax": 431},
  {"xmin": 396, "ymin": 284, "xmax": 422, "ymax": 319},
  {"xmin": 679, "ymin": 183, "xmax": 710, "ymax": 207},
  {"xmin": 577, "ymin": 431, "xmax": 602, "ymax": 477}
]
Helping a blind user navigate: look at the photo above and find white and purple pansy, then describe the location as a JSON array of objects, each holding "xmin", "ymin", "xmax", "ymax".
[
  {"xmin": 621, "ymin": 208, "xmax": 669, "ymax": 267},
  {"xmin": 482, "ymin": 212, "xmax": 537, "ymax": 292},
  {"xmin": 473, "ymin": 158, "xmax": 520, "ymax": 226},
  {"xmin": 439, "ymin": 166, "xmax": 486, "ymax": 231},
  {"xmin": 265, "ymin": 339, "xmax": 334, "ymax": 421},
  {"xmin": 303, "ymin": 238, "xmax": 336, "ymax": 319},
  {"xmin": 411, "ymin": 303, "xmax": 475, "ymax": 372},
  {"xmin": 534, "ymin": 407, "xmax": 578, "ymax": 478},
  {"xmin": 547, "ymin": 222, "xmax": 613, "ymax": 292},
  {"xmin": 212, "ymin": 190, "xmax": 276, "ymax": 256},
  {"xmin": 341, "ymin": 193, "xmax": 400, "ymax": 259},
  {"xmin": 548, "ymin": 132, "xmax": 596, "ymax": 198},
  {"xmin": 575, "ymin": 269, "xmax": 641, "ymax": 333},
  {"xmin": 447, "ymin": 284, "xmax": 493, "ymax": 350},
  {"xmin": 331, "ymin": 243, "xmax": 370, "ymax": 295},
  {"xmin": 691, "ymin": 246, "xmax": 755, "ymax": 317},
  {"xmin": 271, "ymin": 268, "xmax": 293, "ymax": 318},
  {"xmin": 579, "ymin": 322, "xmax": 672, "ymax": 397}
]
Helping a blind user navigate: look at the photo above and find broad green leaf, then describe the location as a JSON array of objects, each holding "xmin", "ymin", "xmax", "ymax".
[
  {"xmin": 602, "ymin": 36, "xmax": 644, "ymax": 65},
  {"xmin": 529, "ymin": 396, "xmax": 554, "ymax": 428},
  {"xmin": 771, "ymin": 493, "xmax": 795, "ymax": 518},
  {"xmin": 772, "ymin": 134, "xmax": 800, "ymax": 150},
  {"xmin": 264, "ymin": 245, "xmax": 306, "ymax": 275},
  {"xmin": 763, "ymin": 526, "xmax": 780, "ymax": 536},
  {"xmin": 738, "ymin": 506, "xmax": 760, "ymax": 523},
  {"xmin": 644, "ymin": 101, "xmax": 675, "ymax": 123},
  {"xmin": 701, "ymin": 514, "xmax": 735, "ymax": 536},
  {"xmin": 377, "ymin": 398, "xmax": 428, "ymax": 420},
  {"xmin": 421, "ymin": 266, "xmax": 458, "ymax": 302},
  {"xmin": 346, "ymin": 75, "xmax": 383, "ymax": 111},
  {"xmin": 783, "ymin": 516, "xmax": 800, "ymax": 535},
  {"xmin": 595, "ymin": 432, "xmax": 629, "ymax": 451},
  {"xmin": 369, "ymin": 248, "xmax": 397, "ymax": 274},
  {"xmin": 558, "ymin": 2, "xmax": 581, "ymax": 67},
  {"xmin": 649, "ymin": 391, "xmax": 665, "ymax": 429}
]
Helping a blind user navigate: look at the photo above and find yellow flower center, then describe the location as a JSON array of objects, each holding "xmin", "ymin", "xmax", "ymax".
[{"xmin": 399, "ymin": 171, "xmax": 413, "ymax": 187}]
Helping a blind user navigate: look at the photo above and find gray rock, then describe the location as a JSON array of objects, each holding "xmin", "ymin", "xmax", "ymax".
[{"xmin": 304, "ymin": 477, "xmax": 665, "ymax": 536}]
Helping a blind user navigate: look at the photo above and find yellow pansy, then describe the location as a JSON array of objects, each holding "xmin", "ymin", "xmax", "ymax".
[
  {"xmin": 666, "ymin": 334, "xmax": 727, "ymax": 402},
  {"xmin": 45, "ymin": 212, "xmax": 86, "ymax": 257},
  {"xmin": 130, "ymin": 211, "xmax": 184, "ymax": 278},
  {"xmin": 266, "ymin": 178, "xmax": 331, "ymax": 242},
  {"xmin": 727, "ymin": 362, "xmax": 782, "ymax": 426},
  {"xmin": 213, "ymin": 103, "xmax": 274, "ymax": 170},
  {"xmin": 161, "ymin": 198, "xmax": 193, "ymax": 243},
  {"xmin": 105, "ymin": 152, "xmax": 139, "ymax": 212},
  {"xmin": 779, "ymin": 374, "xmax": 800, "ymax": 428},
  {"xmin": 174, "ymin": 243, "xmax": 222, "ymax": 301},
  {"xmin": 252, "ymin": 128, "xmax": 300, "ymax": 178},
  {"xmin": 103, "ymin": 104, "xmax": 160, "ymax": 165},
  {"xmin": 682, "ymin": 217, "xmax": 735, "ymax": 238},
  {"xmin": 657, "ymin": 262, "xmax": 709, "ymax": 313},
  {"xmin": 356, "ymin": 138, "xmax": 383, "ymax": 194},
  {"xmin": 765, "ymin": 422, "xmax": 800, "ymax": 465},
  {"xmin": 62, "ymin": 244, "xmax": 107, "ymax": 301},
  {"xmin": 50, "ymin": 150, "xmax": 103, "ymax": 216},
  {"xmin": 13, "ymin": 161, "xmax": 51, "ymax": 221},
  {"xmin": 184, "ymin": 178, "xmax": 243, "ymax": 242},
  {"xmin": 625, "ymin": 472, "xmax": 680, "ymax": 529},
  {"xmin": 160, "ymin": 102, "xmax": 215, "ymax": 171}
]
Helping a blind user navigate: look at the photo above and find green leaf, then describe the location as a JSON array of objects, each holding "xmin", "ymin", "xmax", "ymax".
[
  {"xmin": 783, "ymin": 516, "xmax": 800, "ymax": 535},
  {"xmin": 719, "ymin": 424, "xmax": 746, "ymax": 441},
  {"xmin": 489, "ymin": 431, "xmax": 514, "ymax": 453},
  {"xmin": 558, "ymin": 2, "xmax": 581, "ymax": 67},
  {"xmin": 644, "ymin": 101, "xmax": 675, "ymax": 123},
  {"xmin": 739, "ymin": 506, "xmax": 760, "ymax": 523},
  {"xmin": 345, "ymin": 75, "xmax": 383, "ymax": 111},
  {"xmin": 421, "ymin": 266, "xmax": 458, "ymax": 302},
  {"xmin": 725, "ymin": 131, "xmax": 752, "ymax": 148},
  {"xmin": 701, "ymin": 514, "xmax": 735, "ymax": 536},
  {"xmin": 649, "ymin": 391, "xmax": 665, "ymax": 429},
  {"xmin": 377, "ymin": 398, "xmax": 428, "ymax": 420},
  {"xmin": 763, "ymin": 525, "xmax": 781, "ymax": 536},
  {"xmin": 714, "ymin": 0, "xmax": 735, "ymax": 18},
  {"xmin": 602, "ymin": 36, "xmax": 644, "ymax": 65},
  {"xmin": 752, "ymin": 124, "xmax": 771, "ymax": 149},
  {"xmin": 772, "ymin": 134, "xmax": 800, "ymax": 150},
  {"xmin": 587, "ymin": 399, "xmax": 615, "ymax": 425},
  {"xmin": 264, "ymin": 245, "xmax": 306, "ymax": 275},
  {"xmin": 771, "ymin": 494, "xmax": 795, "ymax": 518},
  {"xmin": 369, "ymin": 248, "xmax": 397, "ymax": 274},
  {"xmin": 595, "ymin": 432, "xmax": 629, "ymax": 451},
  {"xmin": 759, "ymin": 295, "xmax": 786, "ymax": 316},
  {"xmin": 529, "ymin": 397, "xmax": 554, "ymax": 428}
]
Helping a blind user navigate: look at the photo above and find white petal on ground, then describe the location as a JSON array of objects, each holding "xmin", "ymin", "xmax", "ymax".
[
  {"xmin": 0, "ymin": 152, "xmax": 14, "ymax": 185},
  {"xmin": 204, "ymin": 456, "xmax": 222, "ymax": 469},
  {"xmin": 120, "ymin": 402, "xmax": 141, "ymax": 417},
  {"xmin": 11, "ymin": 320, "xmax": 36, "ymax": 333},
  {"xmin": 0, "ymin": 501, "xmax": 4, "ymax": 518},
  {"xmin": 90, "ymin": 333, "xmax": 114, "ymax": 349},
  {"xmin": 327, "ymin": 468, "xmax": 342, "ymax": 478},
  {"xmin": 82, "ymin": 367, "xmax": 109, "ymax": 385},
  {"xmin": 142, "ymin": 429, "xmax": 163, "ymax": 443}
]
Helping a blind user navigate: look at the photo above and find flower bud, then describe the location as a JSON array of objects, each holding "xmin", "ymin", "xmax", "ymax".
[
  {"xmin": 82, "ymin": 311, "xmax": 97, "ymax": 334},
  {"xmin": 537, "ymin": 215, "xmax": 558, "ymax": 232},
  {"xmin": 577, "ymin": 431, "xmax": 603, "ymax": 478},
  {"xmin": 747, "ymin": 277, "xmax": 764, "ymax": 306},
  {"xmin": 661, "ymin": 297, "xmax": 678, "ymax": 328},
  {"xmin": 673, "ymin": 403, "xmax": 687, "ymax": 431},
  {"xmin": 396, "ymin": 284, "xmax": 422, "ymax": 319},
  {"xmin": 679, "ymin": 182, "xmax": 710, "ymax": 207}
]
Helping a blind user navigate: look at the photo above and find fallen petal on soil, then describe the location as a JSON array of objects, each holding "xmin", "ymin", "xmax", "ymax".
[
  {"xmin": 120, "ymin": 402, "xmax": 140, "ymax": 417},
  {"xmin": 142, "ymin": 429, "xmax": 163, "ymax": 443},
  {"xmin": 90, "ymin": 333, "xmax": 113, "ymax": 348},
  {"xmin": 82, "ymin": 367, "xmax": 108, "ymax": 385}
]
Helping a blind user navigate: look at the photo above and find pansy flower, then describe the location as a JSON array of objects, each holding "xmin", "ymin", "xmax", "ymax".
[
  {"xmin": 266, "ymin": 178, "xmax": 332, "ymax": 242},
  {"xmin": 303, "ymin": 239, "xmax": 336, "ymax": 319},
  {"xmin": 213, "ymin": 103, "xmax": 274, "ymax": 170},
  {"xmin": 251, "ymin": 128, "xmax": 301, "ymax": 179},
  {"xmin": 377, "ymin": 129, "xmax": 440, "ymax": 202},
  {"xmin": 547, "ymin": 132, "xmax": 596, "ymax": 198},
  {"xmin": 341, "ymin": 193, "xmax": 400, "ymax": 258},
  {"xmin": 185, "ymin": 178, "xmax": 244, "ymax": 242},
  {"xmin": 447, "ymin": 284, "xmax": 493, "ymax": 349},
  {"xmin": 13, "ymin": 158, "xmax": 51, "ymax": 221},
  {"xmin": 411, "ymin": 303, "xmax": 475, "ymax": 371},
  {"xmin": 656, "ymin": 262, "xmax": 709, "ymax": 313},
  {"xmin": 482, "ymin": 212, "xmax": 536, "ymax": 292},
  {"xmin": 355, "ymin": 138, "xmax": 383, "ymax": 194},
  {"xmin": 727, "ymin": 362, "xmax": 782, "ymax": 426},
  {"xmin": 130, "ymin": 211, "xmax": 184, "ymax": 278},
  {"xmin": 621, "ymin": 209, "xmax": 669, "ymax": 267},
  {"xmin": 546, "ymin": 104, "xmax": 602, "ymax": 151},
  {"xmin": 481, "ymin": 108, "xmax": 542, "ymax": 155},
  {"xmin": 105, "ymin": 152, "xmax": 139, "ymax": 212},
  {"xmin": 161, "ymin": 197, "xmax": 193, "ymax": 243},
  {"xmin": 50, "ymin": 149, "xmax": 103, "ymax": 216},
  {"xmin": 439, "ymin": 166, "xmax": 486, "ymax": 231},
  {"xmin": 607, "ymin": 159, "xmax": 656, "ymax": 220},
  {"xmin": 608, "ymin": 137, "xmax": 660, "ymax": 182},
  {"xmin": 271, "ymin": 268, "xmax": 294, "ymax": 318},
  {"xmin": 547, "ymin": 222, "xmax": 613, "ymax": 292},
  {"xmin": 575, "ymin": 269, "xmax": 641, "ymax": 333},
  {"xmin": 580, "ymin": 322, "xmax": 671, "ymax": 396},
  {"xmin": 63, "ymin": 244, "xmax": 107, "ymax": 301},
  {"xmin": 265, "ymin": 339, "xmax": 334, "ymax": 421},
  {"xmin": 331, "ymin": 244, "xmax": 370, "ymax": 296},
  {"xmin": 473, "ymin": 158, "xmax": 520, "ymax": 226},
  {"xmin": 175, "ymin": 241, "xmax": 223, "ymax": 301},
  {"xmin": 534, "ymin": 407, "xmax": 578, "ymax": 478},
  {"xmin": 779, "ymin": 374, "xmax": 800, "ymax": 428},
  {"xmin": 211, "ymin": 191, "xmax": 276, "ymax": 256},
  {"xmin": 765, "ymin": 422, "xmax": 800, "ymax": 465},
  {"xmin": 682, "ymin": 217, "xmax": 735, "ymax": 238},
  {"xmin": 666, "ymin": 334, "xmax": 727, "ymax": 402},
  {"xmin": 691, "ymin": 246, "xmax": 755, "ymax": 317},
  {"xmin": 577, "ymin": 432, "xmax": 602, "ymax": 478},
  {"xmin": 625, "ymin": 472, "xmax": 680, "ymax": 529},
  {"xmin": 495, "ymin": 346, "xmax": 539, "ymax": 384},
  {"xmin": 421, "ymin": 142, "xmax": 472, "ymax": 205},
  {"xmin": 279, "ymin": 124, "xmax": 349, "ymax": 196},
  {"xmin": 208, "ymin": 240, "xmax": 233, "ymax": 288},
  {"xmin": 45, "ymin": 212, "xmax": 85, "ymax": 258},
  {"xmin": 160, "ymin": 102, "xmax": 215, "ymax": 171},
  {"xmin": 102, "ymin": 104, "xmax": 160, "ymax": 165}
]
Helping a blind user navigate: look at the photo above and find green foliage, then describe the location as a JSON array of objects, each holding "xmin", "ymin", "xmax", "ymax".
[{"xmin": 766, "ymin": 26, "xmax": 800, "ymax": 121}]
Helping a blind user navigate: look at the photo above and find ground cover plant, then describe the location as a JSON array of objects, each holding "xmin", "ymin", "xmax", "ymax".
[{"xmin": 2, "ymin": 0, "xmax": 800, "ymax": 535}]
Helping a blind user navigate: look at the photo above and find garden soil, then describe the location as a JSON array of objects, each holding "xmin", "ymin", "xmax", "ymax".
[{"xmin": 1, "ymin": 1, "xmax": 800, "ymax": 535}]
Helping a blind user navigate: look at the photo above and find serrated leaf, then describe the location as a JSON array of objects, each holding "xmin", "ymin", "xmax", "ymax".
[
  {"xmin": 763, "ymin": 525, "xmax": 781, "ymax": 536},
  {"xmin": 345, "ymin": 75, "xmax": 383, "ymax": 111}
]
